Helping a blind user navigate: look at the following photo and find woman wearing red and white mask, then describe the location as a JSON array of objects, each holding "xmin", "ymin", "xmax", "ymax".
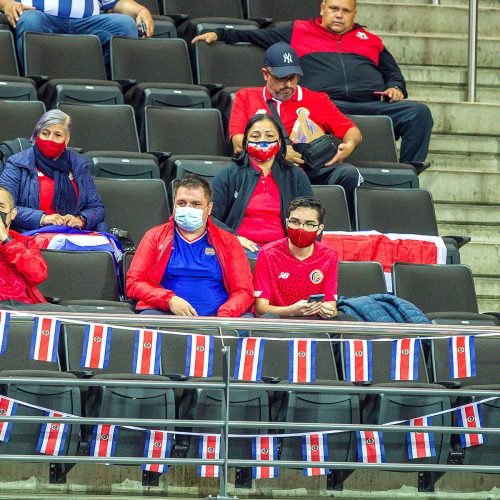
[
  {"xmin": 212, "ymin": 113, "xmax": 313, "ymax": 258},
  {"xmin": 0, "ymin": 110, "xmax": 105, "ymax": 233}
]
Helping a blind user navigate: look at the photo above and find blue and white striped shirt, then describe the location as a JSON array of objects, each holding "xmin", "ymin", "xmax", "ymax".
[{"xmin": 17, "ymin": 0, "xmax": 119, "ymax": 18}]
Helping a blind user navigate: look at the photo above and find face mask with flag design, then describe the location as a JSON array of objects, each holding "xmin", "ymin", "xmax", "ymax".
[{"xmin": 246, "ymin": 140, "xmax": 280, "ymax": 162}]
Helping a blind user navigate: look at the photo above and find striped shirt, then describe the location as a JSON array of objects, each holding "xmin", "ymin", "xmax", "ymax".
[{"xmin": 17, "ymin": 0, "xmax": 119, "ymax": 18}]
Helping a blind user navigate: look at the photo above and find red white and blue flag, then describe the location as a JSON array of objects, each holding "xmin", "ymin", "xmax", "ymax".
[
  {"xmin": 198, "ymin": 435, "xmax": 220, "ymax": 477},
  {"xmin": 185, "ymin": 334, "xmax": 214, "ymax": 378},
  {"xmin": 406, "ymin": 416, "xmax": 436, "ymax": 459},
  {"xmin": 391, "ymin": 338, "xmax": 420, "ymax": 381},
  {"xmin": 356, "ymin": 431, "xmax": 385, "ymax": 463},
  {"xmin": 142, "ymin": 430, "xmax": 172, "ymax": 473},
  {"xmin": 90, "ymin": 424, "xmax": 118, "ymax": 457},
  {"xmin": 449, "ymin": 336, "xmax": 476, "ymax": 379},
  {"xmin": 456, "ymin": 404, "xmax": 485, "ymax": 448},
  {"xmin": 302, "ymin": 433, "xmax": 329, "ymax": 476},
  {"xmin": 133, "ymin": 329, "xmax": 161, "ymax": 375},
  {"xmin": 0, "ymin": 311, "xmax": 10, "ymax": 355},
  {"xmin": 289, "ymin": 339, "xmax": 316, "ymax": 383},
  {"xmin": 252, "ymin": 436, "xmax": 278, "ymax": 479},
  {"xmin": 36, "ymin": 411, "xmax": 68, "ymax": 456},
  {"xmin": 30, "ymin": 317, "xmax": 61, "ymax": 363},
  {"xmin": 234, "ymin": 338, "xmax": 265, "ymax": 381},
  {"xmin": 81, "ymin": 324, "xmax": 113, "ymax": 369},
  {"xmin": 345, "ymin": 339, "xmax": 372, "ymax": 382},
  {"xmin": 0, "ymin": 396, "xmax": 17, "ymax": 442}
]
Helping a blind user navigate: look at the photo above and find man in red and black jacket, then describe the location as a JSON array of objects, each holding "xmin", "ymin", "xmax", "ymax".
[{"xmin": 193, "ymin": 0, "xmax": 433, "ymax": 164}]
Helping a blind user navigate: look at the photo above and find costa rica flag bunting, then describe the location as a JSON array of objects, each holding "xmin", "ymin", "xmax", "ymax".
[
  {"xmin": 185, "ymin": 334, "xmax": 214, "ymax": 378},
  {"xmin": 252, "ymin": 436, "xmax": 278, "ymax": 478},
  {"xmin": 406, "ymin": 416, "xmax": 436, "ymax": 459},
  {"xmin": 0, "ymin": 396, "xmax": 17, "ymax": 442},
  {"xmin": 391, "ymin": 338, "xmax": 420, "ymax": 381},
  {"xmin": 234, "ymin": 337, "xmax": 265, "ymax": 381},
  {"xmin": 30, "ymin": 317, "xmax": 61, "ymax": 362},
  {"xmin": 456, "ymin": 404, "xmax": 485, "ymax": 447},
  {"xmin": 81, "ymin": 324, "xmax": 113, "ymax": 369},
  {"xmin": 356, "ymin": 431, "xmax": 385, "ymax": 463},
  {"xmin": 198, "ymin": 435, "xmax": 220, "ymax": 477},
  {"xmin": 345, "ymin": 339, "xmax": 372, "ymax": 382},
  {"xmin": 36, "ymin": 411, "xmax": 69, "ymax": 456},
  {"xmin": 132, "ymin": 329, "xmax": 161, "ymax": 375},
  {"xmin": 289, "ymin": 339, "xmax": 316, "ymax": 383},
  {"xmin": 449, "ymin": 336, "xmax": 476, "ymax": 379},
  {"xmin": 90, "ymin": 424, "xmax": 118, "ymax": 457},
  {"xmin": 302, "ymin": 433, "xmax": 329, "ymax": 476},
  {"xmin": 142, "ymin": 430, "xmax": 172, "ymax": 473},
  {"xmin": 0, "ymin": 311, "xmax": 10, "ymax": 355}
]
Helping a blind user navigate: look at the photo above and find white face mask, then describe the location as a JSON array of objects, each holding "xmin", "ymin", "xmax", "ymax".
[{"xmin": 174, "ymin": 206, "xmax": 205, "ymax": 231}]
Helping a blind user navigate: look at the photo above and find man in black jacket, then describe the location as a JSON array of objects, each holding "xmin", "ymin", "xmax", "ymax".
[{"xmin": 193, "ymin": 0, "xmax": 433, "ymax": 164}]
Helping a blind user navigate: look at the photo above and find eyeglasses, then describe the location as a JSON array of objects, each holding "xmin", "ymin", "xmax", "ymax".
[
  {"xmin": 287, "ymin": 218, "xmax": 320, "ymax": 232},
  {"xmin": 267, "ymin": 70, "xmax": 300, "ymax": 83}
]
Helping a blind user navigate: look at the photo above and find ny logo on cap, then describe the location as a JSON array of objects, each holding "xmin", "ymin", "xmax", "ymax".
[{"xmin": 283, "ymin": 52, "xmax": 293, "ymax": 64}]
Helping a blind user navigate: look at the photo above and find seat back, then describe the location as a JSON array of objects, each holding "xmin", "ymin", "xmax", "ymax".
[
  {"xmin": 145, "ymin": 107, "xmax": 227, "ymax": 156},
  {"xmin": 0, "ymin": 31, "xmax": 19, "ymax": 76},
  {"xmin": 174, "ymin": 156, "xmax": 232, "ymax": 182},
  {"xmin": 355, "ymin": 187, "xmax": 439, "ymax": 235},
  {"xmin": 392, "ymin": 263, "xmax": 479, "ymax": 314},
  {"xmin": 24, "ymin": 32, "xmax": 107, "ymax": 79},
  {"xmin": 163, "ymin": 0, "xmax": 243, "ymax": 18},
  {"xmin": 311, "ymin": 185, "xmax": 351, "ymax": 231},
  {"xmin": 94, "ymin": 178, "xmax": 170, "ymax": 245},
  {"xmin": 345, "ymin": 115, "xmax": 398, "ymax": 163},
  {"xmin": 58, "ymin": 103, "xmax": 140, "ymax": 152},
  {"xmin": 244, "ymin": 0, "xmax": 319, "ymax": 22},
  {"xmin": 337, "ymin": 261, "xmax": 387, "ymax": 298},
  {"xmin": 195, "ymin": 42, "xmax": 265, "ymax": 87},
  {"xmin": 0, "ymin": 100, "xmax": 45, "ymax": 141},
  {"xmin": 38, "ymin": 250, "xmax": 120, "ymax": 302},
  {"xmin": 110, "ymin": 37, "xmax": 193, "ymax": 84}
]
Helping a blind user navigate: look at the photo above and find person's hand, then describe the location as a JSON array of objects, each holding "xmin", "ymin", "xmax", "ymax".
[
  {"xmin": 237, "ymin": 235, "xmax": 259, "ymax": 253},
  {"xmin": 0, "ymin": 216, "xmax": 8, "ymax": 242},
  {"xmin": 326, "ymin": 141, "xmax": 356, "ymax": 165},
  {"xmin": 169, "ymin": 296, "xmax": 198, "ymax": 316},
  {"xmin": 41, "ymin": 214, "xmax": 65, "ymax": 226},
  {"xmin": 286, "ymin": 145, "xmax": 305, "ymax": 166},
  {"xmin": 1, "ymin": 0, "xmax": 35, "ymax": 28},
  {"xmin": 191, "ymin": 32, "xmax": 218, "ymax": 44},
  {"xmin": 136, "ymin": 7, "xmax": 154, "ymax": 37},
  {"xmin": 63, "ymin": 214, "xmax": 84, "ymax": 228},
  {"xmin": 384, "ymin": 87, "xmax": 404, "ymax": 103},
  {"xmin": 285, "ymin": 299, "xmax": 323, "ymax": 317},
  {"xmin": 318, "ymin": 301, "xmax": 337, "ymax": 319}
]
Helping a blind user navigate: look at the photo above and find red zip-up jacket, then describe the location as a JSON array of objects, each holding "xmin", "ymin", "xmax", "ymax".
[
  {"xmin": 0, "ymin": 230, "xmax": 47, "ymax": 303},
  {"xmin": 126, "ymin": 216, "xmax": 254, "ymax": 317}
]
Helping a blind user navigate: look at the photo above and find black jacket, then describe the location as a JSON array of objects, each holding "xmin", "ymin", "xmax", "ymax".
[
  {"xmin": 215, "ymin": 19, "xmax": 407, "ymax": 102},
  {"xmin": 211, "ymin": 159, "xmax": 313, "ymax": 234}
]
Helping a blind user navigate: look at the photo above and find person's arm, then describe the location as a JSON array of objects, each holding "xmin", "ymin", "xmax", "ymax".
[
  {"xmin": 112, "ymin": 0, "xmax": 154, "ymax": 37},
  {"xmin": 75, "ymin": 160, "xmax": 105, "ymax": 231},
  {"xmin": 192, "ymin": 23, "xmax": 293, "ymax": 48},
  {"xmin": 317, "ymin": 251, "xmax": 338, "ymax": 319},
  {"xmin": 378, "ymin": 47, "xmax": 408, "ymax": 101},
  {"xmin": 0, "ymin": 0, "xmax": 35, "ymax": 28},
  {"xmin": 211, "ymin": 167, "xmax": 237, "ymax": 233},
  {"xmin": 228, "ymin": 90, "xmax": 251, "ymax": 154},
  {"xmin": 217, "ymin": 235, "xmax": 254, "ymax": 317},
  {"xmin": 326, "ymin": 126, "xmax": 362, "ymax": 165}
]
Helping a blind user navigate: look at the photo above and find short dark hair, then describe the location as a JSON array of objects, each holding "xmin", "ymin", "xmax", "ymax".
[
  {"xmin": 235, "ymin": 113, "xmax": 293, "ymax": 170},
  {"xmin": 0, "ymin": 185, "xmax": 15, "ymax": 209},
  {"xmin": 173, "ymin": 174, "xmax": 213, "ymax": 203},
  {"xmin": 287, "ymin": 197, "xmax": 326, "ymax": 224}
]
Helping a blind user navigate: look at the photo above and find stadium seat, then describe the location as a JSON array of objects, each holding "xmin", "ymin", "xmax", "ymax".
[
  {"xmin": 24, "ymin": 32, "xmax": 123, "ymax": 108},
  {"xmin": 392, "ymin": 263, "xmax": 498, "ymax": 326},
  {"xmin": 355, "ymin": 187, "xmax": 468, "ymax": 264},
  {"xmin": 172, "ymin": 155, "xmax": 231, "ymax": 182},
  {"xmin": 94, "ymin": 178, "xmax": 170, "ymax": 245},
  {"xmin": 312, "ymin": 185, "xmax": 351, "ymax": 231},
  {"xmin": 0, "ymin": 99, "xmax": 45, "ymax": 142},
  {"xmin": 145, "ymin": 107, "xmax": 227, "ymax": 158},
  {"xmin": 0, "ymin": 31, "xmax": 37, "ymax": 101},
  {"xmin": 343, "ymin": 115, "xmax": 419, "ymax": 189},
  {"xmin": 244, "ymin": 0, "xmax": 319, "ymax": 24},
  {"xmin": 134, "ymin": 0, "xmax": 177, "ymax": 38},
  {"xmin": 337, "ymin": 261, "xmax": 387, "ymax": 298},
  {"xmin": 162, "ymin": 0, "xmax": 244, "ymax": 19},
  {"xmin": 57, "ymin": 102, "xmax": 159, "ymax": 178}
]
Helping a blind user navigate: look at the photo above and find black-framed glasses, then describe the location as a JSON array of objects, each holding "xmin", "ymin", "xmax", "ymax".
[{"xmin": 287, "ymin": 218, "xmax": 320, "ymax": 232}]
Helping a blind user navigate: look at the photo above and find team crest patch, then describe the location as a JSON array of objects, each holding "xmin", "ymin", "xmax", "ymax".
[
  {"xmin": 205, "ymin": 247, "xmax": 216, "ymax": 255},
  {"xmin": 356, "ymin": 32, "xmax": 368, "ymax": 40},
  {"xmin": 310, "ymin": 270, "xmax": 323, "ymax": 284}
]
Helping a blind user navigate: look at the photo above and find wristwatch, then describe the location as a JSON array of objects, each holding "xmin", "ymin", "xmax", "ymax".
[{"xmin": 1, "ymin": 236, "xmax": 13, "ymax": 245}]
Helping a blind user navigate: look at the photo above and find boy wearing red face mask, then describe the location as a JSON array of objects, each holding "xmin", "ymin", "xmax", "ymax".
[{"xmin": 253, "ymin": 197, "xmax": 338, "ymax": 319}]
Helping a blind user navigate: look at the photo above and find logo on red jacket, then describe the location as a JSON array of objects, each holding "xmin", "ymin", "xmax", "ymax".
[
  {"xmin": 310, "ymin": 270, "xmax": 323, "ymax": 284},
  {"xmin": 356, "ymin": 32, "xmax": 368, "ymax": 40}
]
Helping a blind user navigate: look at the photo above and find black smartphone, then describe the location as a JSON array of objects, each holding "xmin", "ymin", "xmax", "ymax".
[
  {"xmin": 138, "ymin": 20, "xmax": 147, "ymax": 36},
  {"xmin": 307, "ymin": 293, "xmax": 325, "ymax": 303}
]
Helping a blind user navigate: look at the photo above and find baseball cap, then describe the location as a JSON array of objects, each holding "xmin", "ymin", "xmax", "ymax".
[{"xmin": 263, "ymin": 42, "xmax": 303, "ymax": 78}]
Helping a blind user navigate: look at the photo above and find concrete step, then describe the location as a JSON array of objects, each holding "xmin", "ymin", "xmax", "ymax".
[
  {"xmin": 478, "ymin": 297, "xmax": 500, "ymax": 313},
  {"xmin": 407, "ymin": 83, "xmax": 499, "ymax": 103},
  {"xmin": 420, "ymin": 168, "xmax": 500, "ymax": 204},
  {"xmin": 438, "ymin": 222, "xmax": 500, "ymax": 242},
  {"xmin": 381, "ymin": 32, "xmax": 498, "ymax": 67},
  {"xmin": 360, "ymin": 0, "xmax": 499, "ymax": 7},
  {"xmin": 357, "ymin": 3, "xmax": 499, "ymax": 36},
  {"xmin": 458, "ymin": 241, "xmax": 500, "ymax": 275},
  {"xmin": 429, "ymin": 133, "xmax": 499, "ymax": 155},
  {"xmin": 474, "ymin": 275, "xmax": 500, "ymax": 299},
  {"xmin": 400, "ymin": 65, "xmax": 499, "ymax": 87},
  {"xmin": 427, "ymin": 152, "xmax": 498, "ymax": 171},
  {"xmin": 435, "ymin": 202, "xmax": 500, "ymax": 225},
  {"xmin": 424, "ymin": 102, "xmax": 500, "ymax": 136}
]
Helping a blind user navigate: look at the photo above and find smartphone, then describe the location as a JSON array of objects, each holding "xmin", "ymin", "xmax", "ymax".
[
  {"xmin": 307, "ymin": 294, "xmax": 325, "ymax": 303},
  {"xmin": 374, "ymin": 91, "xmax": 390, "ymax": 101},
  {"xmin": 138, "ymin": 20, "xmax": 147, "ymax": 36}
]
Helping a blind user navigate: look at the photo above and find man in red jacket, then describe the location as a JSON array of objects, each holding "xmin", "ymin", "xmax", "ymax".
[
  {"xmin": 0, "ymin": 185, "xmax": 48, "ymax": 305},
  {"xmin": 126, "ymin": 175, "xmax": 254, "ymax": 317}
]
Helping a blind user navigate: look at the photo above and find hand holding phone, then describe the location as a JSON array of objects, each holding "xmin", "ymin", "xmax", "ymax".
[
  {"xmin": 374, "ymin": 91, "xmax": 390, "ymax": 101},
  {"xmin": 138, "ymin": 19, "xmax": 147, "ymax": 37},
  {"xmin": 307, "ymin": 293, "xmax": 325, "ymax": 303}
]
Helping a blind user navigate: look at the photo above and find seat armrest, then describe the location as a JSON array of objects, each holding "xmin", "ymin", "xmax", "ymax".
[
  {"xmin": 407, "ymin": 161, "xmax": 431, "ymax": 175},
  {"xmin": 261, "ymin": 376, "xmax": 281, "ymax": 384},
  {"xmin": 443, "ymin": 235, "xmax": 471, "ymax": 249},
  {"xmin": 69, "ymin": 370, "xmax": 94, "ymax": 378},
  {"xmin": 44, "ymin": 296, "xmax": 61, "ymax": 304},
  {"xmin": 250, "ymin": 17, "xmax": 273, "ymax": 28},
  {"xmin": 164, "ymin": 373, "xmax": 188, "ymax": 381},
  {"xmin": 164, "ymin": 13, "xmax": 188, "ymax": 25},
  {"xmin": 147, "ymin": 151, "xmax": 172, "ymax": 163},
  {"xmin": 115, "ymin": 78, "xmax": 137, "ymax": 93},
  {"xmin": 436, "ymin": 380, "xmax": 462, "ymax": 389},
  {"xmin": 200, "ymin": 83, "xmax": 224, "ymax": 97},
  {"xmin": 26, "ymin": 75, "xmax": 49, "ymax": 88}
]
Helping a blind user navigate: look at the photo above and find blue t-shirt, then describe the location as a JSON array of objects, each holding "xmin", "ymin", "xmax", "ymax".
[
  {"xmin": 161, "ymin": 230, "xmax": 229, "ymax": 316},
  {"xmin": 17, "ymin": 0, "xmax": 118, "ymax": 19}
]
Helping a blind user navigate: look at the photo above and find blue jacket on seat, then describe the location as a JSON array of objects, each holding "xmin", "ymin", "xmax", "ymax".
[
  {"xmin": 337, "ymin": 294, "xmax": 430, "ymax": 323},
  {"xmin": 0, "ymin": 147, "xmax": 105, "ymax": 232}
]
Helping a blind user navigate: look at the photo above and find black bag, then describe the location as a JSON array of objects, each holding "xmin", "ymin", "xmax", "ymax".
[
  {"xmin": 0, "ymin": 137, "xmax": 32, "ymax": 171},
  {"xmin": 109, "ymin": 227, "xmax": 136, "ymax": 253},
  {"xmin": 292, "ymin": 134, "xmax": 338, "ymax": 172}
]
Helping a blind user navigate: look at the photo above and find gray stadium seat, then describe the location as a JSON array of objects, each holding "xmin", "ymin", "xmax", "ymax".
[
  {"xmin": 312, "ymin": 185, "xmax": 351, "ymax": 231},
  {"xmin": 337, "ymin": 261, "xmax": 387, "ymax": 298},
  {"xmin": 0, "ymin": 100, "xmax": 45, "ymax": 142}
]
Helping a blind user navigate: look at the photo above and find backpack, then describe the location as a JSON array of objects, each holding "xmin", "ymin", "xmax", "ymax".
[{"xmin": 0, "ymin": 138, "xmax": 32, "ymax": 172}]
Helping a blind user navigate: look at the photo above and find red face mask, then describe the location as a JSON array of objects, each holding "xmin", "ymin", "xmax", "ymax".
[
  {"xmin": 246, "ymin": 140, "xmax": 279, "ymax": 162},
  {"xmin": 287, "ymin": 226, "xmax": 318, "ymax": 248},
  {"xmin": 36, "ymin": 136, "xmax": 66, "ymax": 159}
]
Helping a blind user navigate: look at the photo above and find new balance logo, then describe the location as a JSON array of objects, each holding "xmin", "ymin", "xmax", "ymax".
[{"xmin": 278, "ymin": 272, "xmax": 290, "ymax": 279}]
